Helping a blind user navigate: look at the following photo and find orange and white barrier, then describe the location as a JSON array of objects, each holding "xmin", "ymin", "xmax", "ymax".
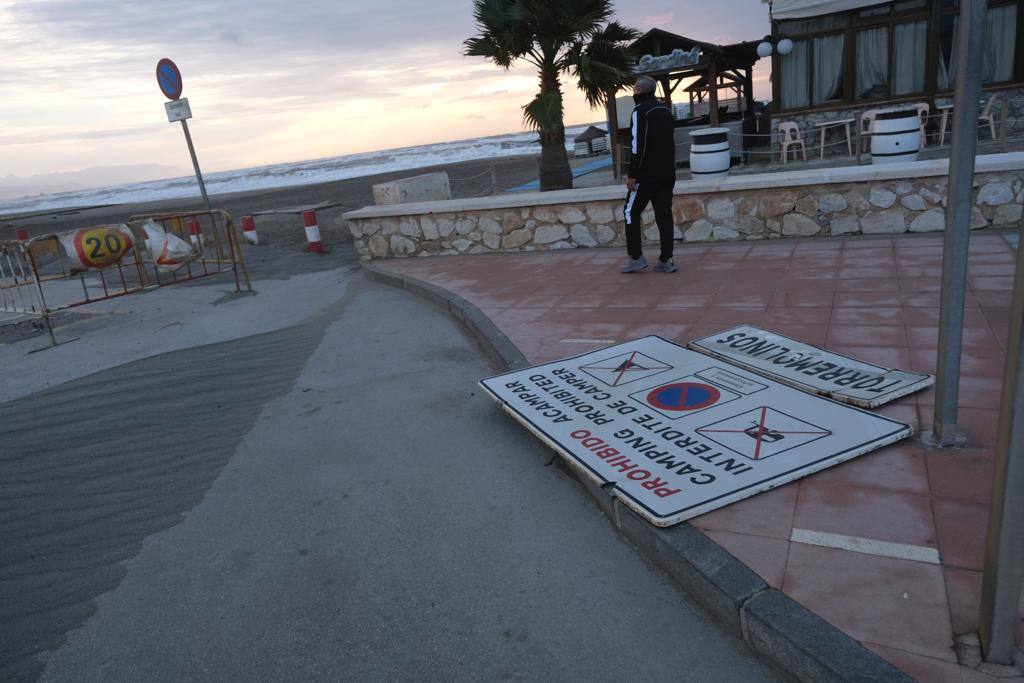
[
  {"xmin": 302, "ymin": 210, "xmax": 324, "ymax": 253},
  {"xmin": 187, "ymin": 217, "xmax": 204, "ymax": 248},
  {"xmin": 241, "ymin": 215, "xmax": 258, "ymax": 245}
]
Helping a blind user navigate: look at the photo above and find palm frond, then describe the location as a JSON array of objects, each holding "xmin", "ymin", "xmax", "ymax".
[{"xmin": 521, "ymin": 88, "xmax": 564, "ymax": 132}]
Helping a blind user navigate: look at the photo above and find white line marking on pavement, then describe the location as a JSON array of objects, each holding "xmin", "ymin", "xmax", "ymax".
[
  {"xmin": 790, "ymin": 528, "xmax": 941, "ymax": 565},
  {"xmin": 560, "ymin": 339, "xmax": 617, "ymax": 344}
]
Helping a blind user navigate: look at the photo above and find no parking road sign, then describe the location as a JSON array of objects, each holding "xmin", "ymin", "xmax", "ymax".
[
  {"xmin": 480, "ymin": 336, "xmax": 911, "ymax": 527},
  {"xmin": 156, "ymin": 58, "xmax": 183, "ymax": 100}
]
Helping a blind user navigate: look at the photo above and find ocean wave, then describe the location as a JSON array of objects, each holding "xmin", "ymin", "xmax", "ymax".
[{"xmin": 1, "ymin": 125, "xmax": 600, "ymax": 215}]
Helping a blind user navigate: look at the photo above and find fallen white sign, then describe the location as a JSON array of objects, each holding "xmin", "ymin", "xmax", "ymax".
[
  {"xmin": 480, "ymin": 336, "xmax": 912, "ymax": 527},
  {"xmin": 688, "ymin": 325, "xmax": 933, "ymax": 408}
]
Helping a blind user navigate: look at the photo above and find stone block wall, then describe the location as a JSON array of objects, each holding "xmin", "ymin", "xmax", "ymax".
[{"xmin": 347, "ymin": 169, "xmax": 1024, "ymax": 259}]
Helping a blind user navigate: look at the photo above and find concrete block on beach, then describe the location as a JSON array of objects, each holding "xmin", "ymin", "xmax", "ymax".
[{"xmin": 372, "ymin": 172, "xmax": 451, "ymax": 206}]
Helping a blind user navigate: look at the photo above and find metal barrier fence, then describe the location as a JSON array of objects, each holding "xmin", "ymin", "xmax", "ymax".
[{"xmin": 0, "ymin": 209, "xmax": 252, "ymax": 346}]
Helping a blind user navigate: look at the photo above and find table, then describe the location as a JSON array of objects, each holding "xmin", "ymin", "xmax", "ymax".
[{"xmin": 813, "ymin": 118, "xmax": 855, "ymax": 159}]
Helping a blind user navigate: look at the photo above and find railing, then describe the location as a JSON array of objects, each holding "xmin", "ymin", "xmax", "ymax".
[{"xmin": 1, "ymin": 209, "xmax": 252, "ymax": 346}]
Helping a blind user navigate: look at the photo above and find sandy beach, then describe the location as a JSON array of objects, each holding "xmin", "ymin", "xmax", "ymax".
[{"xmin": 0, "ymin": 154, "xmax": 609, "ymax": 244}]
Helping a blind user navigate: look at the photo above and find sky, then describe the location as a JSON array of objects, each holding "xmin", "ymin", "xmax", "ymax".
[{"xmin": 0, "ymin": 0, "xmax": 771, "ymax": 177}]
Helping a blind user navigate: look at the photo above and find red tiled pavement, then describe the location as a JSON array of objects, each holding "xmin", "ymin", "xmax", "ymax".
[{"xmin": 378, "ymin": 231, "xmax": 1022, "ymax": 679}]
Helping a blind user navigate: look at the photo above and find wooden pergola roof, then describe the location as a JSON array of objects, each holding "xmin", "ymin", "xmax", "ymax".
[{"xmin": 627, "ymin": 29, "xmax": 761, "ymax": 80}]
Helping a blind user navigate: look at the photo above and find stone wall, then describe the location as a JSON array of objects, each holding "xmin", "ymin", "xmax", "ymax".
[
  {"xmin": 772, "ymin": 86, "xmax": 1024, "ymax": 158},
  {"xmin": 344, "ymin": 155, "xmax": 1024, "ymax": 259}
]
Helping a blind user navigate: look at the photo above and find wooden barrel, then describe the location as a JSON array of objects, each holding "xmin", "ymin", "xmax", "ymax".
[
  {"xmin": 689, "ymin": 127, "xmax": 731, "ymax": 178},
  {"xmin": 870, "ymin": 110, "xmax": 920, "ymax": 164}
]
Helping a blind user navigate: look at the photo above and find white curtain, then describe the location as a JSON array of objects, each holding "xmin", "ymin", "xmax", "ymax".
[
  {"xmin": 937, "ymin": 15, "xmax": 958, "ymax": 90},
  {"xmin": 813, "ymin": 34, "xmax": 845, "ymax": 104},
  {"xmin": 781, "ymin": 40, "xmax": 810, "ymax": 109},
  {"xmin": 983, "ymin": 4, "xmax": 1017, "ymax": 83},
  {"xmin": 856, "ymin": 28, "xmax": 889, "ymax": 98},
  {"xmin": 892, "ymin": 21, "xmax": 927, "ymax": 94}
]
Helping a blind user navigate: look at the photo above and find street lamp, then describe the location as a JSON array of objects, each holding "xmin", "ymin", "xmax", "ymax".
[{"xmin": 757, "ymin": 33, "xmax": 793, "ymax": 57}]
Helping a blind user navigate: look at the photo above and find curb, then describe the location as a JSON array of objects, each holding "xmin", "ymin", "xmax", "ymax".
[{"xmin": 362, "ymin": 260, "xmax": 912, "ymax": 683}]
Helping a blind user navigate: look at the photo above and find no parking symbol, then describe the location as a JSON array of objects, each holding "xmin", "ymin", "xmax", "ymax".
[{"xmin": 630, "ymin": 375, "xmax": 740, "ymax": 419}]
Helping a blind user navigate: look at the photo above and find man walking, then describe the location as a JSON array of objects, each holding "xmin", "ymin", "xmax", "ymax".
[{"xmin": 620, "ymin": 76, "xmax": 677, "ymax": 274}]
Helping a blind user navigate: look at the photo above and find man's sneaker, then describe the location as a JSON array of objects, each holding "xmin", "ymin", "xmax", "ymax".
[
  {"xmin": 654, "ymin": 258, "xmax": 677, "ymax": 273},
  {"xmin": 619, "ymin": 257, "xmax": 648, "ymax": 273}
]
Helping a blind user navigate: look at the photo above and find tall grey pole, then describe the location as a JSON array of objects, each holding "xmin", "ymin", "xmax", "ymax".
[
  {"xmin": 180, "ymin": 119, "xmax": 213, "ymax": 213},
  {"xmin": 929, "ymin": 0, "xmax": 986, "ymax": 446},
  {"xmin": 980, "ymin": 212, "xmax": 1024, "ymax": 664}
]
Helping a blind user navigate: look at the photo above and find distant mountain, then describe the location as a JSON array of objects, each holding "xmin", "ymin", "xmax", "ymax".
[{"xmin": 0, "ymin": 164, "xmax": 190, "ymax": 200}]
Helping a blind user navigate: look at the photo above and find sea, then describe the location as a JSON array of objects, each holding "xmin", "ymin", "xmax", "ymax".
[{"xmin": 1, "ymin": 124, "xmax": 601, "ymax": 216}]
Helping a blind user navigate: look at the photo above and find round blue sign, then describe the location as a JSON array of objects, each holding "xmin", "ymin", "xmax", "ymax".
[
  {"xmin": 647, "ymin": 382, "xmax": 721, "ymax": 411},
  {"xmin": 156, "ymin": 58, "xmax": 183, "ymax": 100}
]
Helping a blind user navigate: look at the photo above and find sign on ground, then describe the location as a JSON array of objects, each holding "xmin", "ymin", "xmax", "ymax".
[
  {"xmin": 480, "ymin": 336, "xmax": 911, "ymax": 527},
  {"xmin": 688, "ymin": 325, "xmax": 933, "ymax": 408}
]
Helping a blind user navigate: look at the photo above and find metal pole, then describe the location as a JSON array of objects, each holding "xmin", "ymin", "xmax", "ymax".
[
  {"xmin": 929, "ymin": 0, "xmax": 986, "ymax": 446},
  {"xmin": 180, "ymin": 119, "xmax": 213, "ymax": 214},
  {"xmin": 979, "ymin": 210, "xmax": 1024, "ymax": 664}
]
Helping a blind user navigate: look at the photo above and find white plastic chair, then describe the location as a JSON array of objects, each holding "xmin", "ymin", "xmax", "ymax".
[
  {"xmin": 915, "ymin": 103, "xmax": 930, "ymax": 149},
  {"xmin": 979, "ymin": 93, "xmax": 998, "ymax": 139},
  {"xmin": 778, "ymin": 122, "xmax": 806, "ymax": 163}
]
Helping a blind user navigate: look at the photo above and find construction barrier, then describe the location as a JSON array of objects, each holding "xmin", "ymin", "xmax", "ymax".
[
  {"xmin": 241, "ymin": 215, "xmax": 258, "ymax": 244},
  {"xmin": 302, "ymin": 210, "xmax": 325, "ymax": 253},
  {"xmin": 0, "ymin": 209, "xmax": 252, "ymax": 346}
]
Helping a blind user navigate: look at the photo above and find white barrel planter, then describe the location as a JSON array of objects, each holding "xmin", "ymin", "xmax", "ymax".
[
  {"xmin": 689, "ymin": 127, "xmax": 731, "ymax": 178},
  {"xmin": 871, "ymin": 110, "xmax": 920, "ymax": 164}
]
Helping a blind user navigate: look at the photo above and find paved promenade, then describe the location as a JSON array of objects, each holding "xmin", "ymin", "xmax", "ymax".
[{"xmin": 379, "ymin": 231, "xmax": 1022, "ymax": 681}]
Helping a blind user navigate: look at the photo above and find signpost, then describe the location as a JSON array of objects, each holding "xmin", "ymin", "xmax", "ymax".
[
  {"xmin": 156, "ymin": 58, "xmax": 212, "ymax": 213},
  {"xmin": 480, "ymin": 336, "xmax": 912, "ymax": 527},
  {"xmin": 688, "ymin": 325, "xmax": 933, "ymax": 408}
]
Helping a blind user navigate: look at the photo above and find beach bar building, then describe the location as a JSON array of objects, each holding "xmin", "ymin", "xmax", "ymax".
[
  {"xmin": 767, "ymin": 0, "xmax": 1024, "ymax": 154},
  {"xmin": 606, "ymin": 30, "xmax": 762, "ymax": 174}
]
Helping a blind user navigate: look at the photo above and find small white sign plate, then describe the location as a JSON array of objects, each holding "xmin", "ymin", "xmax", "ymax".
[
  {"xmin": 165, "ymin": 97, "xmax": 192, "ymax": 122},
  {"xmin": 480, "ymin": 336, "xmax": 912, "ymax": 527},
  {"xmin": 688, "ymin": 325, "xmax": 933, "ymax": 408}
]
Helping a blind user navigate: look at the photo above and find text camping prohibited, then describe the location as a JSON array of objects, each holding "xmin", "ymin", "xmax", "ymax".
[{"xmin": 480, "ymin": 336, "xmax": 911, "ymax": 527}]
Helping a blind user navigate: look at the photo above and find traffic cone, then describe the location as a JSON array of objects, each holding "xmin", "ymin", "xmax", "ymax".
[
  {"xmin": 302, "ymin": 210, "xmax": 325, "ymax": 253},
  {"xmin": 241, "ymin": 215, "xmax": 259, "ymax": 245},
  {"xmin": 187, "ymin": 217, "xmax": 204, "ymax": 248}
]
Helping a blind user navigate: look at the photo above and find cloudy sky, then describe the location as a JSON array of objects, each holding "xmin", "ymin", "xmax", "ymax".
[{"xmin": 0, "ymin": 0, "xmax": 770, "ymax": 177}]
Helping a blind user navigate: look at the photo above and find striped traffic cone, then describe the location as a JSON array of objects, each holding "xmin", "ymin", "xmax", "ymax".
[
  {"xmin": 241, "ymin": 215, "xmax": 259, "ymax": 245},
  {"xmin": 302, "ymin": 210, "xmax": 325, "ymax": 253}
]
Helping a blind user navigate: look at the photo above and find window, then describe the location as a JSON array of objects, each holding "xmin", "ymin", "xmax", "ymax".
[
  {"xmin": 780, "ymin": 39, "xmax": 810, "ymax": 108},
  {"xmin": 779, "ymin": 14, "xmax": 848, "ymax": 33},
  {"xmin": 894, "ymin": 0, "xmax": 927, "ymax": 11},
  {"xmin": 860, "ymin": 4, "xmax": 891, "ymax": 17},
  {"xmin": 774, "ymin": 0, "xmax": 1022, "ymax": 111},
  {"xmin": 892, "ymin": 20, "xmax": 927, "ymax": 94},
  {"xmin": 813, "ymin": 34, "xmax": 845, "ymax": 104},
  {"xmin": 856, "ymin": 27, "xmax": 889, "ymax": 98},
  {"xmin": 937, "ymin": 13, "xmax": 958, "ymax": 89},
  {"xmin": 983, "ymin": 4, "xmax": 1018, "ymax": 83}
]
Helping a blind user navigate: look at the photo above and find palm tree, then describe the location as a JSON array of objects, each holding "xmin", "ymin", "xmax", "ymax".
[{"xmin": 464, "ymin": 0, "xmax": 638, "ymax": 191}]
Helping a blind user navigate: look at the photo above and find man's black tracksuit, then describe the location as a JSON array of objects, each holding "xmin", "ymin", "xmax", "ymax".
[{"xmin": 625, "ymin": 95, "xmax": 676, "ymax": 262}]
